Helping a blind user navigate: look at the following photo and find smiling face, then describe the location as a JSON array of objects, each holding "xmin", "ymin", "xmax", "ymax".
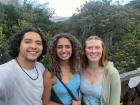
[
  {"xmin": 18, "ymin": 32, "xmax": 43, "ymax": 62},
  {"xmin": 85, "ymin": 39, "xmax": 103, "ymax": 64},
  {"xmin": 56, "ymin": 37, "xmax": 72, "ymax": 62}
]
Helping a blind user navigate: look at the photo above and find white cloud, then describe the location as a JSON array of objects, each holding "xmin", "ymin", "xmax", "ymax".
[
  {"xmin": 39, "ymin": 0, "xmax": 131, "ymax": 17},
  {"xmin": 40, "ymin": 0, "xmax": 87, "ymax": 17}
]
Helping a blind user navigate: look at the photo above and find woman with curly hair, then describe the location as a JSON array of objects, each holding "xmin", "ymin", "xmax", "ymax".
[{"xmin": 43, "ymin": 33, "xmax": 81, "ymax": 105}]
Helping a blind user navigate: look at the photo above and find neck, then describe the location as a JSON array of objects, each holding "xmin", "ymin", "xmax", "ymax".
[
  {"xmin": 16, "ymin": 57, "xmax": 35, "ymax": 70},
  {"xmin": 60, "ymin": 60, "xmax": 69, "ymax": 67},
  {"xmin": 60, "ymin": 61, "xmax": 71, "ymax": 73},
  {"xmin": 88, "ymin": 61, "xmax": 100, "ymax": 71}
]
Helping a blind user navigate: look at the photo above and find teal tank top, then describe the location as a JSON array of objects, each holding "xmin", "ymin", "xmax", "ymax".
[{"xmin": 52, "ymin": 73, "xmax": 81, "ymax": 105}]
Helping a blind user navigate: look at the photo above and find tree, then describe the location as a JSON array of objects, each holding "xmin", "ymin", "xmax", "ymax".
[
  {"xmin": 109, "ymin": 33, "xmax": 140, "ymax": 72},
  {"xmin": 0, "ymin": 0, "xmax": 54, "ymax": 64}
]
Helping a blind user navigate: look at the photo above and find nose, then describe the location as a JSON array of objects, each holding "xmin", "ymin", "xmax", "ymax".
[
  {"xmin": 62, "ymin": 47, "xmax": 66, "ymax": 52},
  {"xmin": 30, "ymin": 42, "xmax": 37, "ymax": 49},
  {"xmin": 92, "ymin": 47, "xmax": 96, "ymax": 53}
]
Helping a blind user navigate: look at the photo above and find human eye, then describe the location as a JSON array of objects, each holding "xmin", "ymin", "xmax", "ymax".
[
  {"xmin": 57, "ymin": 45, "xmax": 62, "ymax": 49},
  {"xmin": 95, "ymin": 46, "xmax": 100, "ymax": 49},
  {"xmin": 24, "ymin": 39, "xmax": 32, "ymax": 44},
  {"xmin": 87, "ymin": 46, "xmax": 92, "ymax": 50},
  {"xmin": 66, "ymin": 45, "xmax": 72, "ymax": 48},
  {"xmin": 36, "ymin": 41, "xmax": 42, "ymax": 46}
]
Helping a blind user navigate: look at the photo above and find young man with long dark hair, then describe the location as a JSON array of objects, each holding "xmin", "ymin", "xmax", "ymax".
[{"xmin": 0, "ymin": 28, "xmax": 47, "ymax": 105}]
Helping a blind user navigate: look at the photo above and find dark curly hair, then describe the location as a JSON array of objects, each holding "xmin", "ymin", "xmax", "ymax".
[
  {"xmin": 49, "ymin": 33, "xmax": 81, "ymax": 76},
  {"xmin": 9, "ymin": 27, "xmax": 47, "ymax": 61}
]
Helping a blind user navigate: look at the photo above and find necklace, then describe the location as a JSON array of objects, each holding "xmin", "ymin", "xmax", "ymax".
[{"xmin": 15, "ymin": 59, "xmax": 39, "ymax": 80}]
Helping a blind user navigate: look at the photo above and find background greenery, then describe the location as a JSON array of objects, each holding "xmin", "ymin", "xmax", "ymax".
[{"xmin": 0, "ymin": 0, "xmax": 139, "ymax": 73}]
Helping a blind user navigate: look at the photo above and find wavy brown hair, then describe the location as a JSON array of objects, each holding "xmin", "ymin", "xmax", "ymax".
[
  {"xmin": 82, "ymin": 35, "xmax": 108, "ymax": 69},
  {"xmin": 48, "ymin": 33, "xmax": 81, "ymax": 77}
]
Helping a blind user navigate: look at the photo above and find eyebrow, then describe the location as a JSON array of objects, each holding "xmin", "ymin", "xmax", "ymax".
[
  {"xmin": 23, "ymin": 38, "xmax": 42, "ymax": 42},
  {"xmin": 57, "ymin": 44, "xmax": 71, "ymax": 45}
]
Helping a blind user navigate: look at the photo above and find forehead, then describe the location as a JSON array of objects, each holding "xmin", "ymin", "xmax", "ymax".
[
  {"xmin": 57, "ymin": 37, "xmax": 71, "ymax": 45},
  {"xmin": 85, "ymin": 39, "xmax": 102, "ymax": 46},
  {"xmin": 23, "ymin": 32, "xmax": 42, "ymax": 41}
]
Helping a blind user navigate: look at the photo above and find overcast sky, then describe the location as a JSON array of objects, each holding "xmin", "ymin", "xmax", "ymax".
[{"xmin": 39, "ymin": 0, "xmax": 132, "ymax": 17}]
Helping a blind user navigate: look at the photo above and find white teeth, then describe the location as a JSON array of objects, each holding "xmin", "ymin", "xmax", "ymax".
[
  {"xmin": 61, "ymin": 56, "xmax": 67, "ymax": 57},
  {"xmin": 61, "ymin": 54, "xmax": 67, "ymax": 56},
  {"xmin": 90, "ymin": 54, "xmax": 97, "ymax": 57},
  {"xmin": 29, "ymin": 51, "xmax": 36, "ymax": 53},
  {"xmin": 28, "ymin": 51, "xmax": 37, "ymax": 54}
]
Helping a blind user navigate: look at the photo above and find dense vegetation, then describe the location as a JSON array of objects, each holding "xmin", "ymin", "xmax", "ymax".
[{"xmin": 0, "ymin": 0, "xmax": 139, "ymax": 73}]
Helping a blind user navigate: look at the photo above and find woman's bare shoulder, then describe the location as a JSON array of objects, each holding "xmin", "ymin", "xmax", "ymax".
[{"xmin": 43, "ymin": 69, "xmax": 56, "ymax": 84}]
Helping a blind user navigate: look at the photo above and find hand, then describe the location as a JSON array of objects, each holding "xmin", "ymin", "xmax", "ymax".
[{"xmin": 72, "ymin": 100, "xmax": 81, "ymax": 105}]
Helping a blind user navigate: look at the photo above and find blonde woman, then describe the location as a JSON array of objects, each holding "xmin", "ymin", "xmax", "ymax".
[{"xmin": 80, "ymin": 36, "xmax": 121, "ymax": 105}]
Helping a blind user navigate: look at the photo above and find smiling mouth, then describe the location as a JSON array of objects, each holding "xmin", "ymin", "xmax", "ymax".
[
  {"xmin": 61, "ymin": 55, "xmax": 68, "ymax": 58},
  {"xmin": 91, "ymin": 54, "xmax": 97, "ymax": 56},
  {"xmin": 28, "ymin": 51, "xmax": 39, "ymax": 55}
]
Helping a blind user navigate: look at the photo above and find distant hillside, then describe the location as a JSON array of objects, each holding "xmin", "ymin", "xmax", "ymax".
[
  {"xmin": 0, "ymin": 0, "xmax": 8, "ymax": 4},
  {"xmin": 50, "ymin": 16, "xmax": 69, "ymax": 22}
]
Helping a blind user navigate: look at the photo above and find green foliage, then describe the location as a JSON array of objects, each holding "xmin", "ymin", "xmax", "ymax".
[
  {"xmin": 0, "ymin": 0, "xmax": 53, "ymax": 64},
  {"xmin": 0, "ymin": 33, "xmax": 11, "ymax": 64},
  {"xmin": 0, "ymin": 27, "xmax": 3, "ymax": 42},
  {"xmin": 109, "ymin": 34, "xmax": 140, "ymax": 73},
  {"xmin": 126, "ymin": 0, "xmax": 140, "ymax": 9},
  {"xmin": 41, "ymin": 32, "xmax": 53, "ymax": 67}
]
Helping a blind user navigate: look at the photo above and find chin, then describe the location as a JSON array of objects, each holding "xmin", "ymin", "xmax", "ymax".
[
  {"xmin": 27, "ymin": 57, "xmax": 38, "ymax": 62},
  {"xmin": 60, "ymin": 58, "xmax": 70, "ymax": 61},
  {"xmin": 89, "ymin": 59, "xmax": 100, "ymax": 63},
  {"xmin": 62, "ymin": 59, "xmax": 69, "ymax": 61}
]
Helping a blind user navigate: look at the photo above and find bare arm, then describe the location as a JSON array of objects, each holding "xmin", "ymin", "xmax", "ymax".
[{"xmin": 42, "ymin": 70, "xmax": 61, "ymax": 105}]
